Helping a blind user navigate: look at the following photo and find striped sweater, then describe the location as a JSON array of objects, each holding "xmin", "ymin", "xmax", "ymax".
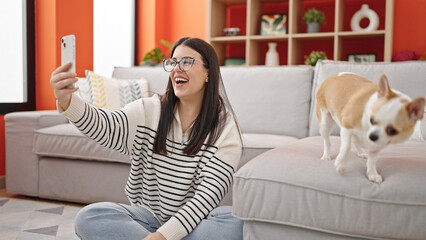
[{"xmin": 59, "ymin": 94, "xmax": 242, "ymax": 240}]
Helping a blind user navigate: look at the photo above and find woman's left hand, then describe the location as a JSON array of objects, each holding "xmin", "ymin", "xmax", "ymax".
[{"xmin": 143, "ymin": 232, "xmax": 166, "ymax": 240}]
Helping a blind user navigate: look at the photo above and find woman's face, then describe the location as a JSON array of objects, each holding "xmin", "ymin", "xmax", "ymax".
[{"xmin": 169, "ymin": 45, "xmax": 209, "ymax": 103}]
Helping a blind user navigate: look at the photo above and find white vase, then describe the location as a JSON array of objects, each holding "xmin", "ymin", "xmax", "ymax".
[
  {"xmin": 265, "ymin": 42, "xmax": 279, "ymax": 66},
  {"xmin": 350, "ymin": 4, "xmax": 379, "ymax": 32}
]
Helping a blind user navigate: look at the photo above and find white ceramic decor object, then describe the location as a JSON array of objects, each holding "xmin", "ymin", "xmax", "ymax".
[
  {"xmin": 351, "ymin": 4, "xmax": 379, "ymax": 32},
  {"xmin": 265, "ymin": 42, "xmax": 279, "ymax": 66}
]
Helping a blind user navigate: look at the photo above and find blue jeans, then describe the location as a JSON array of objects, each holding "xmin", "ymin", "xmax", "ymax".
[{"xmin": 75, "ymin": 202, "xmax": 243, "ymax": 240}]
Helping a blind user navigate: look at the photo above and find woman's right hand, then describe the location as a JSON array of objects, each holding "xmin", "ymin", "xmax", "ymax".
[{"xmin": 50, "ymin": 62, "xmax": 79, "ymax": 110}]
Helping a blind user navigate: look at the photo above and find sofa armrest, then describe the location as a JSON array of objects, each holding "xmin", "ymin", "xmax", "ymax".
[{"xmin": 5, "ymin": 110, "xmax": 68, "ymax": 196}]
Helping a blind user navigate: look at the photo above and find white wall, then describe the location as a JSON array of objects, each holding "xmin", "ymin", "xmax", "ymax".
[
  {"xmin": 93, "ymin": 0, "xmax": 135, "ymax": 77},
  {"xmin": 0, "ymin": 0, "xmax": 26, "ymax": 103}
]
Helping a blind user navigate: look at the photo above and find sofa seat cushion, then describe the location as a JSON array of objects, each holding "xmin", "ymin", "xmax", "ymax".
[
  {"xmin": 33, "ymin": 124, "xmax": 130, "ymax": 164},
  {"xmin": 239, "ymin": 133, "xmax": 298, "ymax": 168},
  {"xmin": 233, "ymin": 136, "xmax": 426, "ymax": 240},
  {"xmin": 220, "ymin": 133, "xmax": 298, "ymax": 206}
]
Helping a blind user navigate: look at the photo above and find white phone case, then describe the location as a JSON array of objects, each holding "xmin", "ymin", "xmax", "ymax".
[{"xmin": 61, "ymin": 35, "xmax": 76, "ymax": 88}]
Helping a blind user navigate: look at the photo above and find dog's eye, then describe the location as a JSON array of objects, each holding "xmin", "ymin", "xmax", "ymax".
[
  {"xmin": 386, "ymin": 126, "xmax": 398, "ymax": 136},
  {"xmin": 370, "ymin": 117, "xmax": 376, "ymax": 125}
]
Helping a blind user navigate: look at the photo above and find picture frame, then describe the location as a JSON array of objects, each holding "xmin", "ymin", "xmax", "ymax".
[
  {"xmin": 347, "ymin": 53, "xmax": 377, "ymax": 63},
  {"xmin": 260, "ymin": 14, "xmax": 287, "ymax": 35}
]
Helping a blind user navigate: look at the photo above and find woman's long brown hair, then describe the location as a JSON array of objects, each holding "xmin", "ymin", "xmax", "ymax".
[{"xmin": 153, "ymin": 37, "xmax": 226, "ymax": 155}]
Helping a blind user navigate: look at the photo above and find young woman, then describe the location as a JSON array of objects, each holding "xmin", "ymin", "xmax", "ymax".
[{"xmin": 50, "ymin": 37, "xmax": 243, "ymax": 240}]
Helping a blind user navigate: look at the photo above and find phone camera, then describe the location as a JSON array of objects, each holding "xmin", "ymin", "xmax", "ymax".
[
  {"xmin": 61, "ymin": 39, "xmax": 64, "ymax": 43},
  {"xmin": 63, "ymin": 43, "xmax": 66, "ymax": 47}
]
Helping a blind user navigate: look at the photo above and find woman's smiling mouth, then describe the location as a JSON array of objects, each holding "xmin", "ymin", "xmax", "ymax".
[{"xmin": 175, "ymin": 77, "xmax": 188, "ymax": 86}]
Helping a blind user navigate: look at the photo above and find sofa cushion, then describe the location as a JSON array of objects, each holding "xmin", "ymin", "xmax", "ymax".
[
  {"xmin": 33, "ymin": 124, "xmax": 130, "ymax": 164},
  {"xmin": 221, "ymin": 66, "xmax": 314, "ymax": 138},
  {"xmin": 240, "ymin": 133, "xmax": 298, "ymax": 168},
  {"xmin": 113, "ymin": 65, "xmax": 315, "ymax": 139},
  {"xmin": 74, "ymin": 70, "xmax": 149, "ymax": 110},
  {"xmin": 219, "ymin": 133, "xmax": 298, "ymax": 206},
  {"xmin": 233, "ymin": 136, "xmax": 426, "ymax": 239},
  {"xmin": 112, "ymin": 65, "xmax": 315, "ymax": 138},
  {"xmin": 309, "ymin": 60, "xmax": 426, "ymax": 136},
  {"xmin": 33, "ymin": 126, "xmax": 297, "ymax": 170},
  {"xmin": 112, "ymin": 66, "xmax": 169, "ymax": 95}
]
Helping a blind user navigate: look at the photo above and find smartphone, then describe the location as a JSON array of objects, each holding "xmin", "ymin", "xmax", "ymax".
[{"xmin": 61, "ymin": 34, "xmax": 76, "ymax": 88}]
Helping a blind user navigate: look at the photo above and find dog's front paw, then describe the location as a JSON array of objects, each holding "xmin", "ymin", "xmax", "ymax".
[
  {"xmin": 368, "ymin": 173, "xmax": 383, "ymax": 183},
  {"xmin": 334, "ymin": 155, "xmax": 347, "ymax": 174},
  {"xmin": 321, "ymin": 155, "xmax": 332, "ymax": 161},
  {"xmin": 334, "ymin": 162, "xmax": 346, "ymax": 174}
]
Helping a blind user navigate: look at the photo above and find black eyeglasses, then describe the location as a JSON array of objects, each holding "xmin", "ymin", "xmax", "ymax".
[{"xmin": 163, "ymin": 57, "xmax": 197, "ymax": 72}]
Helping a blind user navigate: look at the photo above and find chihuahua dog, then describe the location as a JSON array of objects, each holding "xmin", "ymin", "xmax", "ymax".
[{"xmin": 316, "ymin": 73, "xmax": 425, "ymax": 183}]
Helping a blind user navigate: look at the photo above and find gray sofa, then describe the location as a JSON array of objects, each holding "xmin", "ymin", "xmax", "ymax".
[{"xmin": 5, "ymin": 60, "xmax": 426, "ymax": 239}]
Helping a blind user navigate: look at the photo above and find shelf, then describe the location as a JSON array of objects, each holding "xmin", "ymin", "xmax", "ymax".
[
  {"xmin": 213, "ymin": 0, "xmax": 246, "ymax": 4},
  {"xmin": 338, "ymin": 30, "xmax": 386, "ymax": 39},
  {"xmin": 207, "ymin": 0, "xmax": 394, "ymax": 65},
  {"xmin": 249, "ymin": 35, "xmax": 289, "ymax": 41},
  {"xmin": 292, "ymin": 32, "xmax": 335, "ymax": 39},
  {"xmin": 210, "ymin": 36, "xmax": 247, "ymax": 42}
]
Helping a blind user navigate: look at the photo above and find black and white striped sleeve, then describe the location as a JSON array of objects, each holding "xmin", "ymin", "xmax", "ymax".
[{"xmin": 59, "ymin": 94, "xmax": 146, "ymax": 155}]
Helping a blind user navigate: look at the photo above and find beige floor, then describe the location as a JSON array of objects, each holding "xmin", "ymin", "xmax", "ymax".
[
  {"xmin": 0, "ymin": 188, "xmax": 85, "ymax": 240},
  {"xmin": 0, "ymin": 188, "xmax": 15, "ymax": 198},
  {"xmin": 0, "ymin": 189, "xmax": 84, "ymax": 206}
]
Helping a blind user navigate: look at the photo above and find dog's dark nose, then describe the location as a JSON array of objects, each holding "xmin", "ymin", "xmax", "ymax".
[{"xmin": 369, "ymin": 133, "xmax": 379, "ymax": 142}]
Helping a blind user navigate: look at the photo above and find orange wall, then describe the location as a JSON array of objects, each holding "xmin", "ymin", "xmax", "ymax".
[
  {"xmin": 36, "ymin": 0, "xmax": 93, "ymax": 111},
  {"xmin": 35, "ymin": 0, "xmax": 56, "ymax": 111},
  {"xmin": 168, "ymin": 0, "xmax": 206, "ymax": 45},
  {"xmin": 393, "ymin": 0, "xmax": 426, "ymax": 56},
  {"xmin": 1, "ymin": 0, "xmax": 425, "ymax": 178},
  {"xmin": 137, "ymin": 0, "xmax": 206, "ymax": 63},
  {"xmin": 138, "ymin": 0, "xmax": 156, "ymax": 65},
  {"xmin": 137, "ymin": 0, "xmax": 169, "ymax": 63}
]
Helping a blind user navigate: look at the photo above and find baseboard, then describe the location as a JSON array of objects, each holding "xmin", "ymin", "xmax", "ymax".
[{"xmin": 0, "ymin": 176, "xmax": 5, "ymax": 189}]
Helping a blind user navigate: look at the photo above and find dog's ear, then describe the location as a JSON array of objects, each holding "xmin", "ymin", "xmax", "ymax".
[
  {"xmin": 407, "ymin": 97, "xmax": 425, "ymax": 121},
  {"xmin": 378, "ymin": 74, "xmax": 396, "ymax": 99}
]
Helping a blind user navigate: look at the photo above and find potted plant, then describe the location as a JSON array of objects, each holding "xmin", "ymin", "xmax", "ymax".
[
  {"xmin": 140, "ymin": 40, "xmax": 172, "ymax": 66},
  {"xmin": 304, "ymin": 51, "xmax": 327, "ymax": 66},
  {"xmin": 303, "ymin": 8, "xmax": 325, "ymax": 33}
]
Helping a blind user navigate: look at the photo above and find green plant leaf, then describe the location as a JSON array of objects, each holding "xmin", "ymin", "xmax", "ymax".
[
  {"xmin": 304, "ymin": 50, "xmax": 327, "ymax": 66},
  {"xmin": 140, "ymin": 40, "xmax": 173, "ymax": 66},
  {"xmin": 160, "ymin": 40, "xmax": 172, "ymax": 48},
  {"xmin": 303, "ymin": 8, "xmax": 325, "ymax": 24}
]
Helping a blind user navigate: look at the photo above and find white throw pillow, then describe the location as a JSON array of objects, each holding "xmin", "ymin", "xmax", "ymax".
[{"xmin": 75, "ymin": 70, "xmax": 149, "ymax": 110}]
